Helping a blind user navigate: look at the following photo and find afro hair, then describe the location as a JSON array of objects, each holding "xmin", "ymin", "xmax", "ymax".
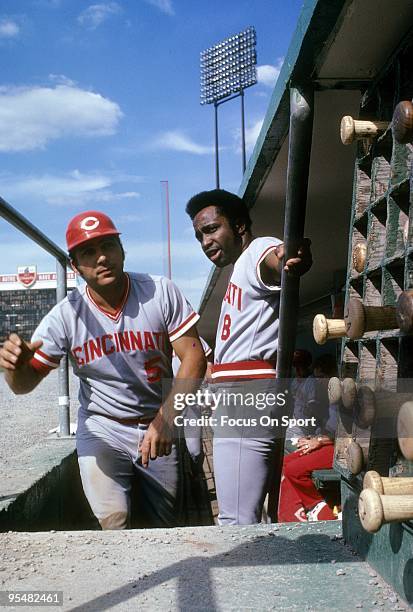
[{"xmin": 185, "ymin": 189, "xmax": 252, "ymax": 231}]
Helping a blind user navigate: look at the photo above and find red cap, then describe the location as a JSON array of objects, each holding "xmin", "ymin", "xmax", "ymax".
[{"xmin": 66, "ymin": 211, "xmax": 120, "ymax": 251}]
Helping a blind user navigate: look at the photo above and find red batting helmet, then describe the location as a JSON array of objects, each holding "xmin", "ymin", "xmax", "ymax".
[{"xmin": 66, "ymin": 211, "xmax": 121, "ymax": 252}]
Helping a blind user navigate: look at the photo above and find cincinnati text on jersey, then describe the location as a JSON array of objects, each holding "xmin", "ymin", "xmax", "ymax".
[
  {"xmin": 223, "ymin": 281, "xmax": 242, "ymax": 311},
  {"xmin": 71, "ymin": 330, "xmax": 169, "ymax": 367}
]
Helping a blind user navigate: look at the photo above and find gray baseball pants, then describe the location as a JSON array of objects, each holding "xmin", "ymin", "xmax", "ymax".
[
  {"xmin": 211, "ymin": 379, "xmax": 281, "ymax": 525},
  {"xmin": 76, "ymin": 411, "xmax": 179, "ymax": 530}
]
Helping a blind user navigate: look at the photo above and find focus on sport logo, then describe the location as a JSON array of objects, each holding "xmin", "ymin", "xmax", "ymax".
[{"xmin": 80, "ymin": 216, "xmax": 100, "ymax": 231}]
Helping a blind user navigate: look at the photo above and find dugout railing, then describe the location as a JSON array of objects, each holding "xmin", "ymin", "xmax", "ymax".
[{"xmin": 0, "ymin": 195, "xmax": 71, "ymax": 436}]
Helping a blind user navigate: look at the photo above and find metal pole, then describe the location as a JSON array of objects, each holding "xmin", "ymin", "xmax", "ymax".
[
  {"xmin": 162, "ymin": 181, "xmax": 172, "ymax": 280},
  {"xmin": 166, "ymin": 182, "xmax": 172, "ymax": 280},
  {"xmin": 271, "ymin": 85, "xmax": 314, "ymax": 521},
  {"xmin": 241, "ymin": 88, "xmax": 246, "ymax": 173},
  {"xmin": 214, "ymin": 102, "xmax": 220, "ymax": 188},
  {"xmin": 277, "ymin": 86, "xmax": 314, "ymax": 377},
  {"xmin": 56, "ymin": 258, "xmax": 70, "ymax": 437},
  {"xmin": 0, "ymin": 196, "xmax": 69, "ymax": 263}
]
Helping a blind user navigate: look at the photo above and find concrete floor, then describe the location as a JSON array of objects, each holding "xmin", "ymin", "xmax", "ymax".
[{"xmin": 0, "ymin": 521, "xmax": 409, "ymax": 611}]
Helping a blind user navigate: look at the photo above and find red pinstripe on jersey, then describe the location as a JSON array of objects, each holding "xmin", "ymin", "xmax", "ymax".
[{"xmin": 169, "ymin": 311, "xmax": 200, "ymax": 342}]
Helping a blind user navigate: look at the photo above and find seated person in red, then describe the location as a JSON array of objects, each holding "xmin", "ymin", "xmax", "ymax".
[
  {"xmin": 285, "ymin": 349, "xmax": 320, "ymax": 454},
  {"xmin": 278, "ymin": 354, "xmax": 338, "ymax": 522}
]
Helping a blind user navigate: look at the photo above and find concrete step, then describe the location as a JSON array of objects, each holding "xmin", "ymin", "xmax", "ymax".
[{"xmin": 0, "ymin": 521, "xmax": 408, "ymax": 611}]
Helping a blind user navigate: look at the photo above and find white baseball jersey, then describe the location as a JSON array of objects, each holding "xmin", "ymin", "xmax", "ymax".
[
  {"xmin": 213, "ymin": 237, "xmax": 282, "ymax": 376},
  {"xmin": 30, "ymin": 273, "xmax": 199, "ymax": 419}
]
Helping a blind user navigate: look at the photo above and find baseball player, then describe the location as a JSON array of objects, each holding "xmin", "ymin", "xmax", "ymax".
[
  {"xmin": 0, "ymin": 211, "xmax": 206, "ymax": 530},
  {"xmin": 186, "ymin": 189, "xmax": 312, "ymax": 525}
]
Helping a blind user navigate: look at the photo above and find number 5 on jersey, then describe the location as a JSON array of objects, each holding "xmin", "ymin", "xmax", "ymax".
[{"xmin": 144, "ymin": 356, "xmax": 162, "ymax": 383}]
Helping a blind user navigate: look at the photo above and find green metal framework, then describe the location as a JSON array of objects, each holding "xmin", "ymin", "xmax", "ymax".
[{"xmin": 335, "ymin": 34, "xmax": 413, "ymax": 603}]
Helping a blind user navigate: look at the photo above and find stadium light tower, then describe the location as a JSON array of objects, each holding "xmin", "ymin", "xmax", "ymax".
[{"xmin": 200, "ymin": 26, "xmax": 257, "ymax": 188}]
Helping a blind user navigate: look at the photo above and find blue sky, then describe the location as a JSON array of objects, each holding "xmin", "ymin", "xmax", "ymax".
[{"xmin": 0, "ymin": 0, "xmax": 304, "ymax": 308}]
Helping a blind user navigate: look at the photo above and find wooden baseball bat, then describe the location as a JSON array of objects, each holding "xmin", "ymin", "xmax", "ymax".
[
  {"xmin": 340, "ymin": 116, "xmax": 389, "ymax": 145},
  {"xmin": 363, "ymin": 470, "xmax": 413, "ymax": 495},
  {"xmin": 392, "ymin": 100, "xmax": 413, "ymax": 144},
  {"xmin": 359, "ymin": 488, "xmax": 413, "ymax": 533},
  {"xmin": 397, "ymin": 401, "xmax": 413, "ymax": 461},
  {"xmin": 344, "ymin": 299, "xmax": 398, "ymax": 340},
  {"xmin": 313, "ymin": 314, "xmax": 346, "ymax": 345}
]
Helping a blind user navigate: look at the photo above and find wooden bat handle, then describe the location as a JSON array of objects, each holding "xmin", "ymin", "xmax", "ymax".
[
  {"xmin": 364, "ymin": 306, "xmax": 398, "ymax": 333},
  {"xmin": 392, "ymin": 100, "xmax": 413, "ymax": 144},
  {"xmin": 359, "ymin": 488, "xmax": 413, "ymax": 533},
  {"xmin": 341, "ymin": 116, "xmax": 389, "ymax": 145},
  {"xmin": 396, "ymin": 290, "xmax": 413, "ymax": 334},
  {"xmin": 397, "ymin": 401, "xmax": 413, "ymax": 461},
  {"xmin": 345, "ymin": 299, "xmax": 398, "ymax": 339},
  {"xmin": 363, "ymin": 470, "xmax": 413, "ymax": 495},
  {"xmin": 313, "ymin": 315, "xmax": 346, "ymax": 345}
]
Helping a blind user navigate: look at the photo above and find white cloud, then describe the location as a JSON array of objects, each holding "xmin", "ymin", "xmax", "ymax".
[
  {"xmin": 233, "ymin": 118, "xmax": 264, "ymax": 155},
  {"xmin": 0, "ymin": 19, "xmax": 20, "ymax": 39},
  {"xmin": 153, "ymin": 130, "xmax": 213, "ymax": 155},
  {"xmin": 78, "ymin": 3, "xmax": 122, "ymax": 29},
  {"xmin": 144, "ymin": 0, "xmax": 174, "ymax": 16},
  {"xmin": 245, "ymin": 119, "xmax": 264, "ymax": 151},
  {"xmin": 257, "ymin": 59, "xmax": 284, "ymax": 88},
  {"xmin": 0, "ymin": 84, "xmax": 123, "ymax": 152},
  {"xmin": 48, "ymin": 74, "xmax": 76, "ymax": 87},
  {"xmin": 0, "ymin": 170, "xmax": 141, "ymax": 206}
]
